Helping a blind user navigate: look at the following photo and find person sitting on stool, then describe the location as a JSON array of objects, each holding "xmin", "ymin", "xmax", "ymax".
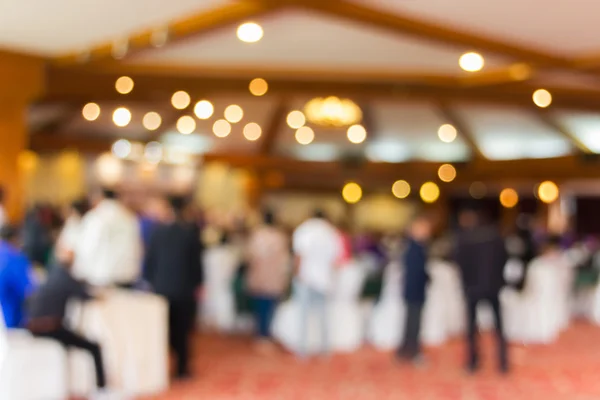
[{"xmin": 27, "ymin": 263, "xmax": 107, "ymax": 394}]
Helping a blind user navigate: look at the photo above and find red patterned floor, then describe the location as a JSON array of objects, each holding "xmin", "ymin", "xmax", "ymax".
[{"xmin": 145, "ymin": 322, "xmax": 600, "ymax": 400}]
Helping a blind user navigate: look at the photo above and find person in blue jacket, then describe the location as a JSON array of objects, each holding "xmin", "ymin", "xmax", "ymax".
[
  {"xmin": 0, "ymin": 224, "xmax": 35, "ymax": 328},
  {"xmin": 397, "ymin": 214, "xmax": 432, "ymax": 364}
]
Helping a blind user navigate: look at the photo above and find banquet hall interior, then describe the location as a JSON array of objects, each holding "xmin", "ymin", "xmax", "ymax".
[{"xmin": 4, "ymin": 0, "xmax": 600, "ymax": 399}]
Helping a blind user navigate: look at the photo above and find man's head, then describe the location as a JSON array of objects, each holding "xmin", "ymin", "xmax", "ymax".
[
  {"xmin": 409, "ymin": 214, "xmax": 433, "ymax": 242},
  {"xmin": 0, "ymin": 224, "xmax": 21, "ymax": 247},
  {"xmin": 168, "ymin": 195, "xmax": 188, "ymax": 219},
  {"xmin": 263, "ymin": 209, "xmax": 275, "ymax": 226},
  {"xmin": 313, "ymin": 209, "xmax": 326, "ymax": 220},
  {"xmin": 101, "ymin": 187, "xmax": 117, "ymax": 200},
  {"xmin": 71, "ymin": 198, "xmax": 90, "ymax": 218}
]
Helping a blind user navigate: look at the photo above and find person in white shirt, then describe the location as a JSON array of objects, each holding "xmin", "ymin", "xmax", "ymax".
[
  {"xmin": 54, "ymin": 198, "xmax": 90, "ymax": 267},
  {"xmin": 72, "ymin": 188, "xmax": 143, "ymax": 287},
  {"xmin": 292, "ymin": 209, "xmax": 343, "ymax": 357}
]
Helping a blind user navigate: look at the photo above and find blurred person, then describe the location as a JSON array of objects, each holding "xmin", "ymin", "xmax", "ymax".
[
  {"xmin": 0, "ymin": 186, "xmax": 6, "ymax": 228},
  {"xmin": 0, "ymin": 224, "xmax": 36, "ymax": 328},
  {"xmin": 293, "ymin": 209, "xmax": 343, "ymax": 358},
  {"xmin": 54, "ymin": 198, "xmax": 90, "ymax": 267},
  {"xmin": 455, "ymin": 207, "xmax": 509, "ymax": 374},
  {"xmin": 397, "ymin": 215, "xmax": 432, "ymax": 364},
  {"xmin": 27, "ymin": 262, "xmax": 108, "ymax": 396},
  {"xmin": 246, "ymin": 209, "xmax": 290, "ymax": 353},
  {"xmin": 72, "ymin": 188, "xmax": 143, "ymax": 288},
  {"xmin": 513, "ymin": 214, "xmax": 537, "ymax": 291},
  {"xmin": 139, "ymin": 196, "xmax": 170, "ymax": 251},
  {"xmin": 22, "ymin": 204, "xmax": 53, "ymax": 267},
  {"xmin": 144, "ymin": 196, "xmax": 203, "ymax": 379}
]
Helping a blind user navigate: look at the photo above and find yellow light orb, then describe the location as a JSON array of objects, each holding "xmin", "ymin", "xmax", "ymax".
[
  {"xmin": 82, "ymin": 102, "xmax": 101, "ymax": 121},
  {"xmin": 438, "ymin": 164, "xmax": 457, "ymax": 183},
  {"xmin": 115, "ymin": 76, "xmax": 134, "ymax": 94},
  {"xmin": 243, "ymin": 122, "xmax": 262, "ymax": 141},
  {"xmin": 112, "ymin": 107, "xmax": 131, "ymax": 127},
  {"xmin": 295, "ymin": 126, "xmax": 314, "ymax": 145},
  {"xmin": 249, "ymin": 78, "xmax": 268, "ymax": 96},
  {"xmin": 469, "ymin": 181, "xmax": 487, "ymax": 199},
  {"xmin": 111, "ymin": 139, "xmax": 132, "ymax": 159},
  {"xmin": 459, "ymin": 52, "xmax": 484, "ymax": 72},
  {"xmin": 18, "ymin": 150, "xmax": 39, "ymax": 172},
  {"xmin": 224, "ymin": 104, "xmax": 244, "ymax": 123},
  {"xmin": 533, "ymin": 89, "xmax": 552, "ymax": 108},
  {"xmin": 500, "ymin": 188, "xmax": 519, "ymax": 208},
  {"xmin": 176, "ymin": 115, "xmax": 196, "ymax": 134},
  {"xmin": 194, "ymin": 100, "xmax": 214, "ymax": 120},
  {"xmin": 420, "ymin": 182, "xmax": 440, "ymax": 204},
  {"xmin": 538, "ymin": 181, "xmax": 559, "ymax": 204},
  {"xmin": 347, "ymin": 124, "xmax": 367, "ymax": 144},
  {"xmin": 438, "ymin": 124, "xmax": 457, "ymax": 143},
  {"xmin": 237, "ymin": 22, "xmax": 263, "ymax": 43},
  {"xmin": 171, "ymin": 90, "xmax": 191, "ymax": 110},
  {"xmin": 342, "ymin": 182, "xmax": 363, "ymax": 204},
  {"xmin": 213, "ymin": 119, "xmax": 232, "ymax": 138},
  {"xmin": 287, "ymin": 110, "xmax": 306, "ymax": 129},
  {"xmin": 392, "ymin": 180, "xmax": 411, "ymax": 199},
  {"xmin": 142, "ymin": 111, "xmax": 162, "ymax": 131}
]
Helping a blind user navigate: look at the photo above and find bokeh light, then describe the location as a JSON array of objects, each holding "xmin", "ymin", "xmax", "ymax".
[
  {"xmin": 420, "ymin": 182, "xmax": 440, "ymax": 203},
  {"xmin": 342, "ymin": 182, "xmax": 362, "ymax": 204},
  {"xmin": 295, "ymin": 126, "xmax": 314, "ymax": 145},
  {"xmin": 142, "ymin": 111, "xmax": 162, "ymax": 131},
  {"xmin": 538, "ymin": 181, "xmax": 559, "ymax": 204},
  {"xmin": 171, "ymin": 90, "xmax": 191, "ymax": 109},
  {"xmin": 347, "ymin": 124, "xmax": 367, "ymax": 144},
  {"xmin": 224, "ymin": 105, "xmax": 244, "ymax": 123},
  {"xmin": 243, "ymin": 122, "xmax": 262, "ymax": 141},
  {"xmin": 144, "ymin": 141, "xmax": 163, "ymax": 164},
  {"xmin": 194, "ymin": 100, "xmax": 214, "ymax": 120},
  {"xmin": 111, "ymin": 139, "xmax": 131, "ymax": 159},
  {"xmin": 112, "ymin": 107, "xmax": 131, "ymax": 127},
  {"xmin": 392, "ymin": 180, "xmax": 411, "ymax": 199},
  {"xmin": 287, "ymin": 110, "xmax": 306, "ymax": 129},
  {"xmin": 115, "ymin": 76, "xmax": 134, "ymax": 94},
  {"xmin": 459, "ymin": 52, "xmax": 484, "ymax": 72},
  {"xmin": 438, "ymin": 124, "xmax": 457, "ymax": 143},
  {"xmin": 176, "ymin": 115, "xmax": 196, "ymax": 134},
  {"xmin": 438, "ymin": 164, "xmax": 457, "ymax": 182},
  {"xmin": 500, "ymin": 188, "xmax": 519, "ymax": 208},
  {"xmin": 469, "ymin": 181, "xmax": 487, "ymax": 199},
  {"xmin": 249, "ymin": 78, "xmax": 268, "ymax": 96},
  {"xmin": 237, "ymin": 22, "xmax": 263, "ymax": 43},
  {"xmin": 533, "ymin": 89, "xmax": 552, "ymax": 108},
  {"xmin": 213, "ymin": 119, "xmax": 232, "ymax": 138},
  {"xmin": 82, "ymin": 102, "xmax": 101, "ymax": 121}
]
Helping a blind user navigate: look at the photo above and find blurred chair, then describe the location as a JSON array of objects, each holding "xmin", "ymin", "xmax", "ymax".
[
  {"xmin": 0, "ymin": 311, "xmax": 72, "ymax": 400},
  {"xmin": 272, "ymin": 261, "xmax": 368, "ymax": 354}
]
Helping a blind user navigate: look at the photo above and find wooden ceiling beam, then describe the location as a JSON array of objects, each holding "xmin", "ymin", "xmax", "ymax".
[
  {"xmin": 298, "ymin": 0, "xmax": 570, "ymax": 68},
  {"xmin": 41, "ymin": 67, "xmax": 600, "ymax": 112},
  {"xmin": 435, "ymin": 104, "xmax": 486, "ymax": 161},
  {"xmin": 536, "ymin": 111, "xmax": 593, "ymax": 155},
  {"xmin": 259, "ymin": 98, "xmax": 290, "ymax": 154},
  {"xmin": 53, "ymin": 1, "xmax": 281, "ymax": 65}
]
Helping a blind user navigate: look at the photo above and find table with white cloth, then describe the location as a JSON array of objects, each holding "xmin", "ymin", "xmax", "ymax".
[{"xmin": 67, "ymin": 289, "xmax": 169, "ymax": 397}]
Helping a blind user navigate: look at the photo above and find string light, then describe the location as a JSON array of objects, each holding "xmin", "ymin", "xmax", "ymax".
[
  {"xmin": 438, "ymin": 164, "xmax": 457, "ymax": 182},
  {"xmin": 115, "ymin": 76, "xmax": 134, "ymax": 94},
  {"xmin": 438, "ymin": 124, "xmax": 457, "ymax": 143},
  {"xmin": 500, "ymin": 188, "xmax": 519, "ymax": 208},
  {"xmin": 249, "ymin": 78, "xmax": 268, "ymax": 96},
  {"xmin": 392, "ymin": 180, "xmax": 411, "ymax": 199},
  {"xmin": 538, "ymin": 181, "xmax": 559, "ymax": 204},
  {"xmin": 142, "ymin": 112, "xmax": 162, "ymax": 131},
  {"xmin": 171, "ymin": 91, "xmax": 191, "ymax": 109},
  {"xmin": 420, "ymin": 182, "xmax": 440, "ymax": 203},
  {"xmin": 82, "ymin": 103, "xmax": 101, "ymax": 121},
  {"xmin": 213, "ymin": 119, "xmax": 232, "ymax": 138},
  {"xmin": 347, "ymin": 124, "xmax": 367, "ymax": 144},
  {"xmin": 112, "ymin": 107, "xmax": 131, "ymax": 127},
  {"xmin": 176, "ymin": 116, "xmax": 196, "ymax": 134},
  {"xmin": 459, "ymin": 52, "xmax": 484, "ymax": 72},
  {"xmin": 194, "ymin": 100, "xmax": 214, "ymax": 120},
  {"xmin": 224, "ymin": 105, "xmax": 244, "ymax": 123},
  {"xmin": 287, "ymin": 110, "xmax": 306, "ymax": 129},
  {"xmin": 111, "ymin": 139, "xmax": 131, "ymax": 159},
  {"xmin": 237, "ymin": 22, "xmax": 263, "ymax": 43},
  {"xmin": 533, "ymin": 89, "xmax": 552, "ymax": 108},
  {"xmin": 295, "ymin": 126, "xmax": 314, "ymax": 145},
  {"xmin": 243, "ymin": 123, "xmax": 262, "ymax": 141},
  {"xmin": 342, "ymin": 182, "xmax": 362, "ymax": 204}
]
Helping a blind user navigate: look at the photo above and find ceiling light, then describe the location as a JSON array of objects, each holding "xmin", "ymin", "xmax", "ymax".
[
  {"xmin": 500, "ymin": 188, "xmax": 519, "ymax": 208},
  {"xmin": 392, "ymin": 180, "xmax": 411, "ymax": 199},
  {"xmin": 347, "ymin": 124, "xmax": 367, "ymax": 144},
  {"xmin": 438, "ymin": 124, "xmax": 457, "ymax": 143},
  {"xmin": 171, "ymin": 90, "xmax": 191, "ymax": 110},
  {"xmin": 243, "ymin": 122, "xmax": 262, "ymax": 141},
  {"xmin": 304, "ymin": 96, "xmax": 362, "ymax": 128},
  {"xmin": 249, "ymin": 78, "xmax": 268, "ymax": 96},
  {"xmin": 287, "ymin": 110, "xmax": 306, "ymax": 129},
  {"xmin": 112, "ymin": 107, "xmax": 131, "ymax": 127},
  {"xmin": 533, "ymin": 89, "xmax": 552, "ymax": 108},
  {"xmin": 237, "ymin": 22, "xmax": 263, "ymax": 43},
  {"xmin": 194, "ymin": 100, "xmax": 214, "ymax": 120},
  {"xmin": 213, "ymin": 119, "xmax": 232, "ymax": 138},
  {"xmin": 111, "ymin": 139, "xmax": 131, "ymax": 159},
  {"xmin": 438, "ymin": 164, "xmax": 457, "ymax": 182},
  {"xmin": 176, "ymin": 115, "xmax": 196, "ymax": 134},
  {"xmin": 115, "ymin": 76, "xmax": 134, "ymax": 94},
  {"xmin": 342, "ymin": 182, "xmax": 362, "ymax": 204},
  {"xmin": 538, "ymin": 181, "xmax": 559, "ymax": 204},
  {"xmin": 82, "ymin": 102, "xmax": 100, "ymax": 121},
  {"xmin": 295, "ymin": 126, "xmax": 314, "ymax": 145},
  {"xmin": 459, "ymin": 52, "xmax": 484, "ymax": 72},
  {"xmin": 420, "ymin": 182, "xmax": 440, "ymax": 203},
  {"xmin": 224, "ymin": 104, "xmax": 244, "ymax": 123},
  {"xmin": 142, "ymin": 111, "xmax": 162, "ymax": 131}
]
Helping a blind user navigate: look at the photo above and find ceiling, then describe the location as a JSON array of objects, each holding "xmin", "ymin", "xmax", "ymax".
[{"xmin": 5, "ymin": 0, "xmax": 600, "ymax": 188}]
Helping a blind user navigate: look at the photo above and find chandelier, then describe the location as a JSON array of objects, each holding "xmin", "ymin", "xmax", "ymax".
[{"xmin": 303, "ymin": 96, "xmax": 362, "ymax": 128}]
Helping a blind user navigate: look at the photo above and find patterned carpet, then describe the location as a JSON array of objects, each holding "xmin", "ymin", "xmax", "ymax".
[{"xmin": 145, "ymin": 322, "xmax": 600, "ymax": 400}]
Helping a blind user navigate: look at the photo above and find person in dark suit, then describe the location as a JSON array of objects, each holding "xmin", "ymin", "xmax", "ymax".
[
  {"xmin": 397, "ymin": 214, "xmax": 432, "ymax": 364},
  {"xmin": 454, "ymin": 207, "xmax": 509, "ymax": 374},
  {"xmin": 144, "ymin": 196, "xmax": 203, "ymax": 379}
]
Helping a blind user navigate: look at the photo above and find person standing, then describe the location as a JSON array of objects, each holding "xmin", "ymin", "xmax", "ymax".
[
  {"xmin": 53, "ymin": 198, "xmax": 90, "ymax": 268},
  {"xmin": 246, "ymin": 210, "xmax": 290, "ymax": 353},
  {"xmin": 398, "ymin": 215, "xmax": 432, "ymax": 364},
  {"xmin": 0, "ymin": 225, "xmax": 35, "ymax": 328},
  {"xmin": 455, "ymin": 207, "xmax": 509, "ymax": 374},
  {"xmin": 27, "ymin": 264, "xmax": 107, "ymax": 394},
  {"xmin": 72, "ymin": 188, "xmax": 142, "ymax": 288},
  {"xmin": 144, "ymin": 196, "xmax": 203, "ymax": 379},
  {"xmin": 292, "ymin": 209, "xmax": 343, "ymax": 358}
]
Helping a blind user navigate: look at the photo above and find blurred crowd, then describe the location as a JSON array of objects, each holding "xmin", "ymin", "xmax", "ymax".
[{"xmin": 1, "ymin": 186, "xmax": 599, "ymax": 398}]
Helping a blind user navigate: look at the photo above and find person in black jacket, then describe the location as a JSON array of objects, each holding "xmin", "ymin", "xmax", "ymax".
[
  {"xmin": 454, "ymin": 207, "xmax": 509, "ymax": 374},
  {"xmin": 397, "ymin": 214, "xmax": 432, "ymax": 363},
  {"xmin": 144, "ymin": 196, "xmax": 203, "ymax": 379}
]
